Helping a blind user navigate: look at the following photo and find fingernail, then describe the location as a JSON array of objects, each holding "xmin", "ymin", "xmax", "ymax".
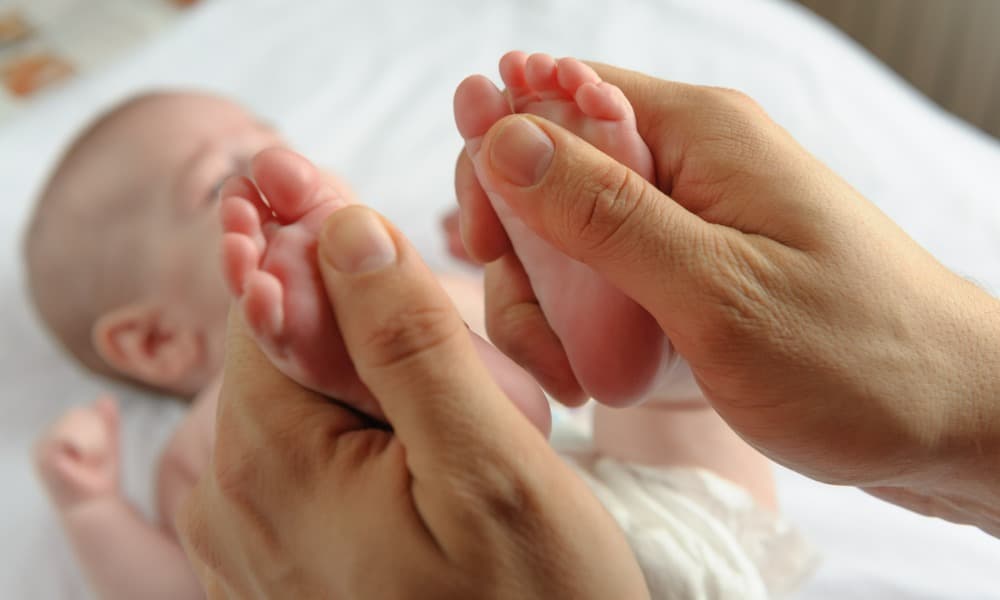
[
  {"xmin": 489, "ymin": 116, "xmax": 554, "ymax": 187},
  {"xmin": 321, "ymin": 209, "xmax": 397, "ymax": 274}
]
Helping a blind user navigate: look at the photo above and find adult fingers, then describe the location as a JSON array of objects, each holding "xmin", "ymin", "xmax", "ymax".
[
  {"xmin": 586, "ymin": 61, "xmax": 835, "ymax": 245},
  {"xmin": 455, "ymin": 150, "xmax": 511, "ymax": 263},
  {"xmin": 316, "ymin": 205, "xmax": 545, "ymax": 470},
  {"xmin": 473, "ymin": 113, "xmax": 722, "ymax": 334}
]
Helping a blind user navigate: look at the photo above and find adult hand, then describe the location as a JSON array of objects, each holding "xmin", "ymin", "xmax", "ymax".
[
  {"xmin": 177, "ymin": 205, "xmax": 649, "ymax": 599},
  {"xmin": 455, "ymin": 63, "xmax": 1000, "ymax": 535}
]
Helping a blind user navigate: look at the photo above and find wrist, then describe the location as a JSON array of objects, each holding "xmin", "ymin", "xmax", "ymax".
[{"xmin": 886, "ymin": 284, "xmax": 1000, "ymax": 535}]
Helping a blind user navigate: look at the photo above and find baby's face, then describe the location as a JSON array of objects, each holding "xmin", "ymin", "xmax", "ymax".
[{"xmin": 90, "ymin": 94, "xmax": 284, "ymax": 383}]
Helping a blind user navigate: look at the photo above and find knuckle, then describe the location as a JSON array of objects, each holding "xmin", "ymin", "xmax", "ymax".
[
  {"xmin": 705, "ymin": 86, "xmax": 765, "ymax": 117},
  {"xmin": 680, "ymin": 87, "xmax": 777, "ymax": 191},
  {"xmin": 558, "ymin": 163, "xmax": 645, "ymax": 259},
  {"xmin": 210, "ymin": 453, "xmax": 284, "ymax": 557},
  {"xmin": 486, "ymin": 300, "xmax": 540, "ymax": 362},
  {"xmin": 693, "ymin": 238, "xmax": 780, "ymax": 352},
  {"xmin": 448, "ymin": 456, "xmax": 544, "ymax": 545},
  {"xmin": 479, "ymin": 470, "xmax": 536, "ymax": 528},
  {"xmin": 360, "ymin": 303, "xmax": 464, "ymax": 370},
  {"xmin": 212, "ymin": 453, "xmax": 256, "ymax": 510}
]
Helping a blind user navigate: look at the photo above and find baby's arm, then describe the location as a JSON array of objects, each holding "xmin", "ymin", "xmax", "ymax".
[
  {"xmin": 59, "ymin": 496, "xmax": 203, "ymax": 600},
  {"xmin": 35, "ymin": 398, "xmax": 203, "ymax": 600}
]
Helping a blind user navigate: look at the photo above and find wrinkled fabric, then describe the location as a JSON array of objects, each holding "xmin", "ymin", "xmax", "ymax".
[{"xmin": 568, "ymin": 457, "xmax": 818, "ymax": 599}]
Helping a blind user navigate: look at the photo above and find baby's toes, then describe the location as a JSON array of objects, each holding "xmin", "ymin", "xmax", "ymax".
[
  {"xmin": 252, "ymin": 148, "xmax": 344, "ymax": 224},
  {"xmin": 220, "ymin": 176, "xmax": 271, "ymax": 235},
  {"xmin": 524, "ymin": 53, "xmax": 561, "ymax": 98},
  {"xmin": 499, "ymin": 50, "xmax": 532, "ymax": 99},
  {"xmin": 575, "ymin": 81, "xmax": 631, "ymax": 121},
  {"xmin": 454, "ymin": 75, "xmax": 511, "ymax": 152},
  {"xmin": 241, "ymin": 270, "xmax": 285, "ymax": 344},
  {"xmin": 555, "ymin": 57, "xmax": 601, "ymax": 96},
  {"xmin": 222, "ymin": 232, "xmax": 261, "ymax": 296}
]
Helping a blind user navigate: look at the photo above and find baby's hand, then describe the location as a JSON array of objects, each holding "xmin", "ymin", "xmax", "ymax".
[{"xmin": 34, "ymin": 397, "xmax": 121, "ymax": 510}]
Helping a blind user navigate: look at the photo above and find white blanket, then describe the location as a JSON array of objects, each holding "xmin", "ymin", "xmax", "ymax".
[{"xmin": 2, "ymin": 0, "xmax": 999, "ymax": 597}]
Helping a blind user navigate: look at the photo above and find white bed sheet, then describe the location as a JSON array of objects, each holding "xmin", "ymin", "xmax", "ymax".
[{"xmin": 2, "ymin": 0, "xmax": 999, "ymax": 597}]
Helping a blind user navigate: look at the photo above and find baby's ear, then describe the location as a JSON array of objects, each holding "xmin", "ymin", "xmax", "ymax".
[{"xmin": 92, "ymin": 303, "xmax": 203, "ymax": 392}]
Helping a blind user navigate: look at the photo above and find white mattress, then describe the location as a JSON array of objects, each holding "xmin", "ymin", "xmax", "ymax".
[{"xmin": 2, "ymin": 0, "xmax": 999, "ymax": 597}]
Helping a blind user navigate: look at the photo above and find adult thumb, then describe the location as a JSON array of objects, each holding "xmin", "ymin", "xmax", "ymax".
[
  {"xmin": 314, "ymin": 205, "xmax": 546, "ymax": 467},
  {"xmin": 474, "ymin": 114, "xmax": 711, "ymax": 324}
]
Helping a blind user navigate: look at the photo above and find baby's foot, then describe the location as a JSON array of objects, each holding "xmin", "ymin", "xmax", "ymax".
[
  {"xmin": 220, "ymin": 149, "xmax": 380, "ymax": 416},
  {"xmin": 222, "ymin": 148, "xmax": 551, "ymax": 432},
  {"xmin": 34, "ymin": 397, "xmax": 121, "ymax": 511},
  {"xmin": 454, "ymin": 52, "xmax": 669, "ymax": 407}
]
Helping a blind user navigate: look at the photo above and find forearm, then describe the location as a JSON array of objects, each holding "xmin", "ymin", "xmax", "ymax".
[{"xmin": 60, "ymin": 496, "xmax": 203, "ymax": 600}]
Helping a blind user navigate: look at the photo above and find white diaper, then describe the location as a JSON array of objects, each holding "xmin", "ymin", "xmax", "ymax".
[
  {"xmin": 552, "ymin": 410, "xmax": 818, "ymax": 599},
  {"xmin": 644, "ymin": 346, "xmax": 703, "ymax": 403}
]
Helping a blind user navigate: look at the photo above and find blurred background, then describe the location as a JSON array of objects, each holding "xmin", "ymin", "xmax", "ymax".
[
  {"xmin": 2, "ymin": 0, "xmax": 997, "ymax": 137},
  {"xmin": 0, "ymin": 0, "xmax": 194, "ymax": 120},
  {"xmin": 1, "ymin": 1, "xmax": 998, "ymax": 598},
  {"xmin": 796, "ymin": 0, "xmax": 1000, "ymax": 138}
]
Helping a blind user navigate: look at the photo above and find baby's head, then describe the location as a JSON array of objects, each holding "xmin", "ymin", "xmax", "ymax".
[{"xmin": 25, "ymin": 91, "xmax": 283, "ymax": 396}]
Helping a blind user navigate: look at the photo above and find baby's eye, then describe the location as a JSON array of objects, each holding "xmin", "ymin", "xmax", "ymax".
[
  {"xmin": 211, "ymin": 157, "xmax": 254, "ymax": 204},
  {"xmin": 207, "ymin": 178, "xmax": 227, "ymax": 205}
]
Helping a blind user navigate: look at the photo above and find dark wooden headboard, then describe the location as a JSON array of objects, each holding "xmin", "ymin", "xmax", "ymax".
[{"xmin": 795, "ymin": 0, "xmax": 1000, "ymax": 139}]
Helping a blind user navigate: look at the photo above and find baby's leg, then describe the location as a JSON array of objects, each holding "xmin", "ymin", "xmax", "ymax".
[
  {"xmin": 220, "ymin": 148, "xmax": 551, "ymax": 433},
  {"xmin": 34, "ymin": 399, "xmax": 203, "ymax": 600},
  {"xmin": 455, "ymin": 52, "xmax": 674, "ymax": 407},
  {"xmin": 592, "ymin": 400, "xmax": 777, "ymax": 509}
]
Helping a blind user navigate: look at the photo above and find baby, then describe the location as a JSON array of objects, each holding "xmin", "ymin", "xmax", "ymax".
[
  {"xmin": 27, "ymin": 90, "xmax": 549, "ymax": 600},
  {"xmin": 28, "ymin": 56, "xmax": 812, "ymax": 600}
]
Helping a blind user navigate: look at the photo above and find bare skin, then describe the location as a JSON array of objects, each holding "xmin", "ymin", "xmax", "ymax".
[
  {"xmin": 218, "ymin": 148, "xmax": 552, "ymax": 431},
  {"xmin": 453, "ymin": 53, "xmax": 776, "ymax": 506},
  {"xmin": 25, "ymin": 93, "xmax": 285, "ymax": 397},
  {"xmin": 30, "ymin": 91, "xmax": 555, "ymax": 598},
  {"xmin": 454, "ymin": 52, "xmax": 673, "ymax": 408},
  {"xmin": 457, "ymin": 62, "xmax": 1000, "ymax": 536},
  {"xmin": 34, "ymin": 395, "xmax": 208, "ymax": 600},
  {"xmin": 177, "ymin": 209, "xmax": 651, "ymax": 599},
  {"xmin": 33, "ymin": 78, "xmax": 792, "ymax": 599},
  {"xmin": 221, "ymin": 145, "xmax": 777, "ymax": 509},
  {"xmin": 33, "ymin": 272, "xmax": 548, "ymax": 600}
]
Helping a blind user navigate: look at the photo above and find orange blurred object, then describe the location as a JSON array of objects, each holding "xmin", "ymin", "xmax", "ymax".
[
  {"xmin": 3, "ymin": 53, "xmax": 74, "ymax": 97},
  {"xmin": 0, "ymin": 11, "xmax": 31, "ymax": 45},
  {"xmin": 0, "ymin": 10, "xmax": 32, "ymax": 45}
]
